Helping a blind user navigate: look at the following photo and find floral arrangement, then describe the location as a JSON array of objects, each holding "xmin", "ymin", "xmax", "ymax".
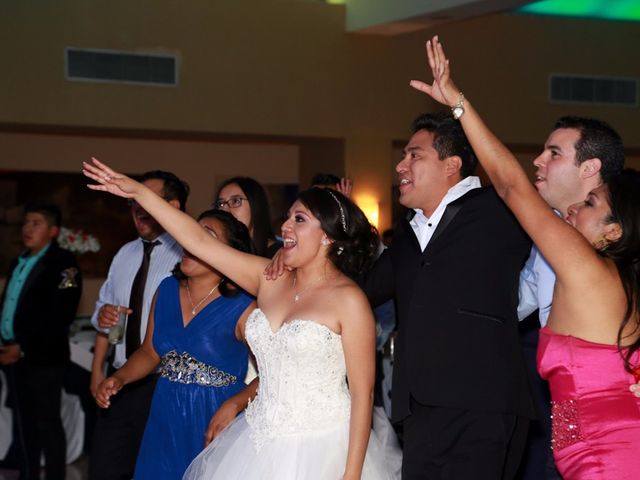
[{"xmin": 57, "ymin": 226, "xmax": 100, "ymax": 254}]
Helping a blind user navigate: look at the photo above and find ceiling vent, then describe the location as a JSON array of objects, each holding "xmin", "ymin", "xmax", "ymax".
[
  {"xmin": 65, "ymin": 48, "xmax": 178, "ymax": 86},
  {"xmin": 549, "ymin": 74, "xmax": 637, "ymax": 106}
]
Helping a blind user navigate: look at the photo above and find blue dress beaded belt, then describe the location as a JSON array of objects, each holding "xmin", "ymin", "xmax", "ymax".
[{"xmin": 159, "ymin": 350, "xmax": 237, "ymax": 387}]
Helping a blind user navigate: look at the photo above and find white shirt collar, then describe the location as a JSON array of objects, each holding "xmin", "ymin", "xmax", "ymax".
[
  {"xmin": 139, "ymin": 231, "xmax": 177, "ymax": 248},
  {"xmin": 413, "ymin": 176, "xmax": 481, "ymax": 220},
  {"xmin": 410, "ymin": 176, "xmax": 481, "ymax": 251}
]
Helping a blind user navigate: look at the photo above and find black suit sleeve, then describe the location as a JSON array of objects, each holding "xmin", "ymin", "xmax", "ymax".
[
  {"xmin": 361, "ymin": 248, "xmax": 395, "ymax": 308},
  {"xmin": 18, "ymin": 248, "xmax": 82, "ymax": 363}
]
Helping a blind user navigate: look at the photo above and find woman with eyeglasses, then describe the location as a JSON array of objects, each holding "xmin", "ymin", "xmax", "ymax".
[
  {"xmin": 94, "ymin": 210, "xmax": 256, "ymax": 480},
  {"xmin": 214, "ymin": 177, "xmax": 282, "ymax": 258}
]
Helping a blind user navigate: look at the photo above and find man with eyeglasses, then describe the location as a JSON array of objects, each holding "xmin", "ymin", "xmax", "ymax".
[{"xmin": 88, "ymin": 170, "xmax": 189, "ymax": 480}]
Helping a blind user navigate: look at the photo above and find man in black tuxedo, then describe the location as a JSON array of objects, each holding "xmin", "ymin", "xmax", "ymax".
[
  {"xmin": 364, "ymin": 112, "xmax": 534, "ymax": 479},
  {"xmin": 0, "ymin": 202, "xmax": 82, "ymax": 480}
]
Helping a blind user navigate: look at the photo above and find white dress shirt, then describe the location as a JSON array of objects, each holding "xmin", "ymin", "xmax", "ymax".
[
  {"xmin": 410, "ymin": 176, "xmax": 481, "ymax": 252},
  {"xmin": 517, "ymin": 210, "xmax": 562, "ymax": 327},
  {"xmin": 91, "ymin": 232, "xmax": 182, "ymax": 368},
  {"xmin": 517, "ymin": 245, "xmax": 555, "ymax": 327}
]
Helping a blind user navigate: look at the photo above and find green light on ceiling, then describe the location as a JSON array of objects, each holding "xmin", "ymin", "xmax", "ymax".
[{"xmin": 517, "ymin": 0, "xmax": 640, "ymax": 21}]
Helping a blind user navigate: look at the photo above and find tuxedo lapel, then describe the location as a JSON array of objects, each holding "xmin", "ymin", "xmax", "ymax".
[
  {"xmin": 428, "ymin": 187, "xmax": 484, "ymax": 247},
  {"xmin": 429, "ymin": 202, "xmax": 462, "ymax": 245}
]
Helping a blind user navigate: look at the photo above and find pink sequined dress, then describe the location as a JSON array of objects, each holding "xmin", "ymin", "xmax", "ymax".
[{"xmin": 537, "ymin": 326, "xmax": 640, "ymax": 479}]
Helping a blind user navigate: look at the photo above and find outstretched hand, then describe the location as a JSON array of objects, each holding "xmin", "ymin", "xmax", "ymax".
[
  {"xmin": 83, "ymin": 157, "xmax": 142, "ymax": 199},
  {"xmin": 409, "ymin": 35, "xmax": 460, "ymax": 108}
]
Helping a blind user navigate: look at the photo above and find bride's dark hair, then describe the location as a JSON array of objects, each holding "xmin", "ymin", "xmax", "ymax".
[{"xmin": 297, "ymin": 188, "xmax": 380, "ymax": 279}]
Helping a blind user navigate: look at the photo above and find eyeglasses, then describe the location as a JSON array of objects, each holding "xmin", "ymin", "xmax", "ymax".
[{"xmin": 214, "ymin": 196, "xmax": 248, "ymax": 209}]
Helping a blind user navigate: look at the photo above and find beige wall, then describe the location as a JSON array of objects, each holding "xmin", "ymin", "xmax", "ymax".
[
  {"xmin": 2, "ymin": 2, "xmax": 639, "ymax": 210},
  {"xmin": 2, "ymin": 1, "xmax": 639, "ymax": 225},
  {"xmin": 1, "ymin": 0, "xmax": 639, "ymax": 312},
  {"xmin": 0, "ymin": 131, "xmax": 299, "ymax": 214}
]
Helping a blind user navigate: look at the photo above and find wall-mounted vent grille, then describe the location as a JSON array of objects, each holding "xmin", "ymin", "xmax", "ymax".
[
  {"xmin": 65, "ymin": 48, "xmax": 178, "ymax": 86},
  {"xmin": 550, "ymin": 74, "xmax": 637, "ymax": 106}
]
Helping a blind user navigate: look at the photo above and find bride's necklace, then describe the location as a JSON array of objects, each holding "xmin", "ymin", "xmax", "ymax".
[
  {"xmin": 186, "ymin": 280, "xmax": 221, "ymax": 315},
  {"xmin": 292, "ymin": 274, "xmax": 325, "ymax": 303}
]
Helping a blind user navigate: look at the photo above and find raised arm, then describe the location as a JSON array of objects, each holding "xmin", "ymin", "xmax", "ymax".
[
  {"xmin": 410, "ymin": 36, "xmax": 608, "ymax": 285},
  {"xmin": 83, "ymin": 158, "xmax": 267, "ymax": 295}
]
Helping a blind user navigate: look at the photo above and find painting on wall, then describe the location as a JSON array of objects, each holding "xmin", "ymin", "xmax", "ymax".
[{"xmin": 0, "ymin": 171, "xmax": 137, "ymax": 277}]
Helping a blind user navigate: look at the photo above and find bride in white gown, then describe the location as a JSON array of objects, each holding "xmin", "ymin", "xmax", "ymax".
[{"xmin": 83, "ymin": 158, "xmax": 400, "ymax": 480}]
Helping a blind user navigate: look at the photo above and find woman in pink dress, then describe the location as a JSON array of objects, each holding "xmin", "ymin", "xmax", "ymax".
[{"xmin": 412, "ymin": 36, "xmax": 640, "ymax": 479}]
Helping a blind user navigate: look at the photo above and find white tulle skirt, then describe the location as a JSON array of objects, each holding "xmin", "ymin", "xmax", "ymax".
[{"xmin": 183, "ymin": 411, "xmax": 400, "ymax": 479}]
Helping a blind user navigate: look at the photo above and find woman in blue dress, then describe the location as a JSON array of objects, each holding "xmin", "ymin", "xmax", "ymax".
[{"xmin": 95, "ymin": 210, "xmax": 256, "ymax": 479}]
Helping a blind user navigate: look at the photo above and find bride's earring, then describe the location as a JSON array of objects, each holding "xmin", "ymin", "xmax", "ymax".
[{"xmin": 321, "ymin": 237, "xmax": 330, "ymax": 246}]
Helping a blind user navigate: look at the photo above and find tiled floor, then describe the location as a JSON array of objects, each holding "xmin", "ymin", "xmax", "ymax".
[{"xmin": 0, "ymin": 454, "xmax": 88, "ymax": 480}]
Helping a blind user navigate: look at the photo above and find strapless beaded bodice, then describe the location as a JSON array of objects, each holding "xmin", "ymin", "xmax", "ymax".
[{"xmin": 244, "ymin": 308, "xmax": 351, "ymax": 450}]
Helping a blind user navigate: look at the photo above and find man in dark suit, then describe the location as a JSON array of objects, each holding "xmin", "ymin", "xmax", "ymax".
[
  {"xmin": 364, "ymin": 112, "xmax": 534, "ymax": 479},
  {"xmin": 0, "ymin": 202, "xmax": 82, "ymax": 480}
]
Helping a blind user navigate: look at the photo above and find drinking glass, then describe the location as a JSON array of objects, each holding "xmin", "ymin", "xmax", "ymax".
[{"xmin": 108, "ymin": 306, "xmax": 127, "ymax": 345}]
